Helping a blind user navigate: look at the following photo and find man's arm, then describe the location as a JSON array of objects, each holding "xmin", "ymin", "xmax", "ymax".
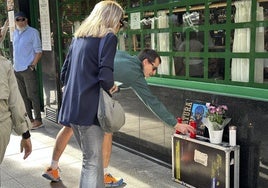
[
  {"xmin": 131, "ymin": 77, "xmax": 177, "ymax": 126},
  {"xmin": 8, "ymin": 62, "xmax": 32, "ymax": 131},
  {"xmin": 131, "ymin": 77, "xmax": 195, "ymax": 134},
  {"xmin": 30, "ymin": 28, "xmax": 42, "ymax": 68},
  {"xmin": 7, "ymin": 62, "xmax": 32, "ymax": 159},
  {"xmin": 31, "ymin": 52, "xmax": 42, "ymax": 67}
]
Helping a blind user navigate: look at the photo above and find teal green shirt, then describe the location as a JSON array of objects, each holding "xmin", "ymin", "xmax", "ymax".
[{"xmin": 114, "ymin": 51, "xmax": 177, "ymax": 127}]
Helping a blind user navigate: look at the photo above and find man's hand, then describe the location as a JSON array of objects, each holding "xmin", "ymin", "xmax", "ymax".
[
  {"xmin": 174, "ymin": 122, "xmax": 195, "ymax": 135},
  {"xmin": 20, "ymin": 138, "xmax": 32, "ymax": 159}
]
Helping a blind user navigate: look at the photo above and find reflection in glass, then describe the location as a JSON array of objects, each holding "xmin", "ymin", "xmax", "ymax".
[
  {"xmin": 264, "ymin": 58, "xmax": 268, "ymax": 82},
  {"xmin": 170, "ymin": 13, "xmax": 183, "ymax": 27},
  {"xmin": 142, "ymin": 11, "xmax": 153, "ymax": 29},
  {"xmin": 144, "ymin": 34, "xmax": 152, "ymax": 49},
  {"xmin": 173, "ymin": 32, "xmax": 183, "ymax": 51},
  {"xmin": 255, "ymin": 58, "xmax": 265, "ymax": 84},
  {"xmin": 156, "ymin": 10, "xmax": 172, "ymax": 75},
  {"xmin": 255, "ymin": 5, "xmax": 265, "ymax": 83},
  {"xmin": 174, "ymin": 57, "xmax": 204, "ymax": 77},
  {"xmin": 183, "ymin": 11, "xmax": 200, "ymax": 31},
  {"xmin": 130, "ymin": 0, "xmax": 140, "ymax": 8},
  {"xmin": 178, "ymin": 32, "xmax": 204, "ymax": 52},
  {"xmin": 118, "ymin": 32, "xmax": 128, "ymax": 51},
  {"xmin": 41, "ymin": 51, "xmax": 58, "ymax": 109},
  {"xmin": 176, "ymin": 32, "xmax": 204, "ymax": 77},
  {"xmin": 157, "ymin": 10, "xmax": 169, "ymax": 29},
  {"xmin": 208, "ymin": 58, "xmax": 225, "ymax": 80},
  {"xmin": 131, "ymin": 34, "xmax": 141, "ymax": 51},
  {"xmin": 143, "ymin": 0, "xmax": 153, "ymax": 6},
  {"xmin": 156, "ymin": 0, "xmax": 170, "ymax": 4},
  {"xmin": 188, "ymin": 58, "xmax": 204, "ymax": 78},
  {"xmin": 174, "ymin": 56, "xmax": 185, "ymax": 76},
  {"xmin": 209, "ymin": 30, "xmax": 225, "ymax": 48},
  {"xmin": 231, "ymin": 58, "xmax": 249, "ymax": 82}
]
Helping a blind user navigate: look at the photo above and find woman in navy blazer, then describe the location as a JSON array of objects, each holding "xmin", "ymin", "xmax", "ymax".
[{"xmin": 57, "ymin": 1, "xmax": 124, "ymax": 187}]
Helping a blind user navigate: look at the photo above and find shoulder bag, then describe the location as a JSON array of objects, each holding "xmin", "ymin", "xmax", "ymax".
[{"xmin": 97, "ymin": 36, "xmax": 125, "ymax": 132}]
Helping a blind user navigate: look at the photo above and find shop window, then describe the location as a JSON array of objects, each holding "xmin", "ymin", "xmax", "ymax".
[
  {"xmin": 144, "ymin": 34, "xmax": 152, "ymax": 49},
  {"xmin": 174, "ymin": 56, "xmax": 185, "ymax": 76},
  {"xmin": 142, "ymin": 11, "xmax": 154, "ymax": 29},
  {"xmin": 231, "ymin": 58, "xmax": 250, "ymax": 82},
  {"xmin": 143, "ymin": 0, "xmax": 153, "ymax": 6},
  {"xmin": 156, "ymin": 0, "xmax": 170, "ymax": 4},
  {"xmin": 131, "ymin": 34, "xmax": 141, "ymax": 51},
  {"xmin": 118, "ymin": 32, "xmax": 128, "ymax": 51},
  {"xmin": 156, "ymin": 9, "xmax": 169, "ymax": 29},
  {"xmin": 130, "ymin": 0, "xmax": 140, "ymax": 8},
  {"xmin": 158, "ymin": 56, "xmax": 173, "ymax": 75},
  {"xmin": 209, "ymin": 30, "xmax": 226, "ymax": 50},
  {"xmin": 255, "ymin": 58, "xmax": 268, "ymax": 84},
  {"xmin": 121, "ymin": 0, "xmax": 268, "ymax": 100},
  {"xmin": 264, "ymin": 59, "xmax": 268, "ymax": 82},
  {"xmin": 208, "ymin": 58, "xmax": 225, "ymax": 80},
  {"xmin": 173, "ymin": 32, "xmax": 183, "ymax": 51}
]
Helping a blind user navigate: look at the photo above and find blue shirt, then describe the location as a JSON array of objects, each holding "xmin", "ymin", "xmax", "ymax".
[
  {"xmin": 58, "ymin": 33, "xmax": 117, "ymax": 126},
  {"xmin": 13, "ymin": 26, "xmax": 42, "ymax": 71}
]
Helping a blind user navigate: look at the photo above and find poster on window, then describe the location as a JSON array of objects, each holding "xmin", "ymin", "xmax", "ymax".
[
  {"xmin": 7, "ymin": 0, "xmax": 14, "ymax": 11},
  {"xmin": 39, "ymin": 0, "xmax": 52, "ymax": 51},
  {"xmin": 130, "ymin": 12, "xmax": 141, "ymax": 30},
  {"xmin": 7, "ymin": 10, "xmax": 15, "ymax": 42}
]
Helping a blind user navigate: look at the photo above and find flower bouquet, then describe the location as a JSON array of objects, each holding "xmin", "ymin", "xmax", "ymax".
[{"xmin": 202, "ymin": 103, "xmax": 231, "ymax": 144}]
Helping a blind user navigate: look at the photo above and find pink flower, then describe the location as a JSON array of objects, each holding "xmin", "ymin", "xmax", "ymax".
[{"xmin": 206, "ymin": 103, "xmax": 228, "ymax": 125}]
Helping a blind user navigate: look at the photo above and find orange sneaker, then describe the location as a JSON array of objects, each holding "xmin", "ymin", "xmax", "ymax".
[
  {"xmin": 42, "ymin": 167, "xmax": 61, "ymax": 182},
  {"xmin": 104, "ymin": 173, "xmax": 123, "ymax": 187}
]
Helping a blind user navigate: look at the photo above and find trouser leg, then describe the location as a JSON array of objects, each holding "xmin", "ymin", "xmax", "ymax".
[
  {"xmin": 24, "ymin": 70, "xmax": 42, "ymax": 121},
  {"xmin": 15, "ymin": 69, "xmax": 42, "ymax": 121},
  {"xmin": 71, "ymin": 124, "xmax": 104, "ymax": 188},
  {"xmin": 15, "ymin": 71, "xmax": 33, "ymax": 120}
]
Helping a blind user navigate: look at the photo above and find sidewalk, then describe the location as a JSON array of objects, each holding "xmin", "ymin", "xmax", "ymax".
[{"xmin": 1, "ymin": 118, "xmax": 184, "ymax": 188}]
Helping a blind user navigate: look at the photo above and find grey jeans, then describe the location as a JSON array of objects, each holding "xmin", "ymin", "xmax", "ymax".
[
  {"xmin": 70, "ymin": 124, "xmax": 104, "ymax": 188},
  {"xmin": 14, "ymin": 68, "xmax": 42, "ymax": 121}
]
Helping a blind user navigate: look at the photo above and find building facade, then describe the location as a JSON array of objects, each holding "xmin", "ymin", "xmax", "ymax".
[{"xmin": 2, "ymin": 0, "xmax": 268, "ymax": 187}]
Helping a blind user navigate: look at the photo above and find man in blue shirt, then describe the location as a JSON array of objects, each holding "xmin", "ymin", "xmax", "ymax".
[
  {"xmin": 43, "ymin": 49, "xmax": 195, "ymax": 186},
  {"xmin": 13, "ymin": 12, "xmax": 43, "ymax": 129}
]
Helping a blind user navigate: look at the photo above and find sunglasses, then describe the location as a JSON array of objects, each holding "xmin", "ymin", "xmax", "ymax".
[
  {"xmin": 149, "ymin": 62, "xmax": 158, "ymax": 71},
  {"xmin": 16, "ymin": 18, "xmax": 26, "ymax": 22},
  {"xmin": 119, "ymin": 19, "xmax": 124, "ymax": 28}
]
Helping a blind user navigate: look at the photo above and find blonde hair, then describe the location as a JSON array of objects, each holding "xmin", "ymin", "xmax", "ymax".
[{"xmin": 74, "ymin": 1, "xmax": 124, "ymax": 38}]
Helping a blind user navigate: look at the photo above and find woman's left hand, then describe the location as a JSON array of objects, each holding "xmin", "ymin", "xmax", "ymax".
[{"xmin": 109, "ymin": 85, "xmax": 118, "ymax": 94}]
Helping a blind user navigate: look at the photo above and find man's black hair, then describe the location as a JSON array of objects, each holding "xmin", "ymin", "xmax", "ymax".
[{"xmin": 137, "ymin": 49, "xmax": 161, "ymax": 64}]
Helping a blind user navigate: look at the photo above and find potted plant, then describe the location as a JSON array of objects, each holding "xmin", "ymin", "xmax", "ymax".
[{"xmin": 202, "ymin": 103, "xmax": 231, "ymax": 144}]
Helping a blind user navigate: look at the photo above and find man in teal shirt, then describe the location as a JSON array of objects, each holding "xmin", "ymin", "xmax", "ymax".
[
  {"xmin": 43, "ymin": 49, "xmax": 194, "ymax": 187},
  {"xmin": 114, "ymin": 50, "xmax": 177, "ymax": 126}
]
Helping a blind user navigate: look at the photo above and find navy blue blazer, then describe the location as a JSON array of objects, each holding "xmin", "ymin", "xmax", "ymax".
[{"xmin": 58, "ymin": 33, "xmax": 117, "ymax": 126}]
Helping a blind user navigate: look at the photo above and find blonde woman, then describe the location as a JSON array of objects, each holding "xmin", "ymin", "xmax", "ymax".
[{"xmin": 57, "ymin": 1, "xmax": 124, "ymax": 187}]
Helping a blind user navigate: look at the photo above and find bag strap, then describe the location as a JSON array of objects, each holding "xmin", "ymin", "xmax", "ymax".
[
  {"xmin": 98, "ymin": 35, "xmax": 112, "ymax": 96},
  {"xmin": 98, "ymin": 36, "xmax": 107, "ymax": 66}
]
